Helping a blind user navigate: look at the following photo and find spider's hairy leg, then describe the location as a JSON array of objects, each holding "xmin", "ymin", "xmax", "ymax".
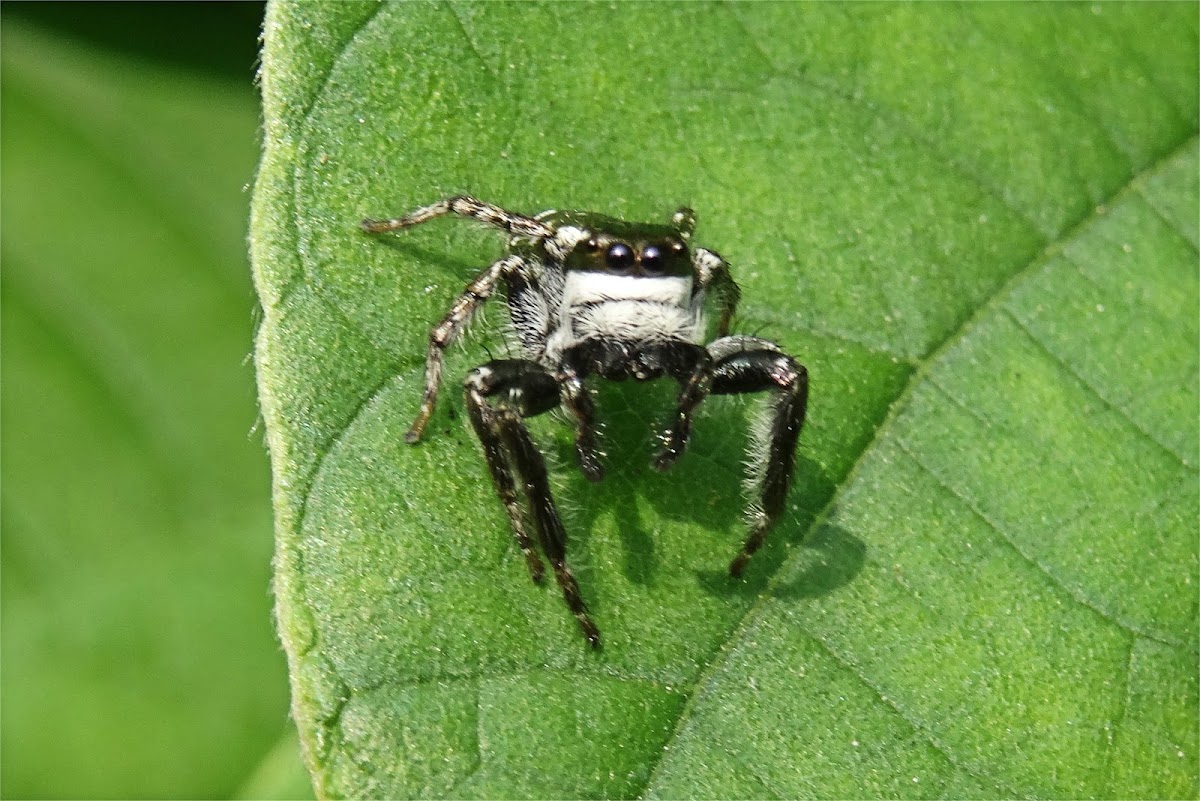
[
  {"xmin": 464, "ymin": 360, "xmax": 602, "ymax": 648},
  {"xmin": 404, "ymin": 254, "xmax": 525, "ymax": 443},
  {"xmin": 705, "ymin": 336, "xmax": 808, "ymax": 577},
  {"xmin": 362, "ymin": 196, "xmax": 554, "ymax": 240},
  {"xmin": 557, "ymin": 365, "xmax": 604, "ymax": 482},
  {"xmin": 694, "ymin": 247, "xmax": 742, "ymax": 337},
  {"xmin": 652, "ymin": 343, "xmax": 713, "ymax": 472},
  {"xmin": 465, "ymin": 368, "xmax": 545, "ymax": 584},
  {"xmin": 503, "ymin": 417, "xmax": 601, "ymax": 649},
  {"xmin": 671, "ymin": 206, "xmax": 696, "ymax": 238}
]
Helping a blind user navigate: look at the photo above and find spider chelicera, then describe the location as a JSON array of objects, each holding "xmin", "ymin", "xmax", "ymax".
[{"xmin": 362, "ymin": 197, "xmax": 808, "ymax": 648}]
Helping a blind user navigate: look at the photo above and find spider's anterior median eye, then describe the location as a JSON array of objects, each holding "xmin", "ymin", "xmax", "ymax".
[
  {"xmin": 640, "ymin": 244, "xmax": 665, "ymax": 273},
  {"xmin": 605, "ymin": 242, "xmax": 635, "ymax": 272}
]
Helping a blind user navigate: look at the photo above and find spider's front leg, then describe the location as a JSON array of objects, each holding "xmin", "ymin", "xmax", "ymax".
[
  {"xmin": 395, "ymin": 254, "xmax": 527, "ymax": 443},
  {"xmin": 362, "ymin": 195, "xmax": 554, "ymax": 240},
  {"xmin": 706, "ymin": 336, "xmax": 809, "ymax": 577},
  {"xmin": 694, "ymin": 247, "xmax": 741, "ymax": 338},
  {"xmin": 464, "ymin": 359, "xmax": 602, "ymax": 648},
  {"xmin": 556, "ymin": 364, "xmax": 604, "ymax": 482},
  {"xmin": 652, "ymin": 342, "xmax": 714, "ymax": 472}
]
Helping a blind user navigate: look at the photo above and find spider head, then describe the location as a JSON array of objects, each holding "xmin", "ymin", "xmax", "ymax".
[
  {"xmin": 546, "ymin": 210, "xmax": 694, "ymax": 277},
  {"xmin": 567, "ymin": 232, "xmax": 690, "ymax": 277}
]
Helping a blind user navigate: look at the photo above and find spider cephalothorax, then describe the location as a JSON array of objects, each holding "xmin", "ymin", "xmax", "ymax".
[{"xmin": 362, "ymin": 197, "xmax": 808, "ymax": 648}]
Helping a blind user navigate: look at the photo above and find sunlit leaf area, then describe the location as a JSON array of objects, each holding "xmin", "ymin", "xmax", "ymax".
[{"xmin": 254, "ymin": 3, "xmax": 1197, "ymax": 800}]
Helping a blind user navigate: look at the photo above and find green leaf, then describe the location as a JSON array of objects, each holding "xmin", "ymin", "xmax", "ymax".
[
  {"xmin": 253, "ymin": 3, "xmax": 1198, "ymax": 798},
  {"xmin": 0, "ymin": 19, "xmax": 303, "ymax": 799}
]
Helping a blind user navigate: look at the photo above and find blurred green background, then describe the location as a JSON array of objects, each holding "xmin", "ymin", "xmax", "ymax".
[{"xmin": 1, "ymin": 3, "xmax": 311, "ymax": 798}]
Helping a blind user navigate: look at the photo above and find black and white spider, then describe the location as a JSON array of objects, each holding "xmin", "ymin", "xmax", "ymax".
[{"xmin": 362, "ymin": 197, "xmax": 808, "ymax": 648}]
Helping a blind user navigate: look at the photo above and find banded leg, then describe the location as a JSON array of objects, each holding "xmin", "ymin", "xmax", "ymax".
[
  {"xmin": 706, "ymin": 336, "xmax": 808, "ymax": 577},
  {"xmin": 464, "ymin": 360, "xmax": 601, "ymax": 648},
  {"xmin": 694, "ymin": 247, "xmax": 742, "ymax": 337},
  {"xmin": 362, "ymin": 195, "xmax": 554, "ymax": 239},
  {"xmin": 653, "ymin": 342, "xmax": 713, "ymax": 472},
  {"xmin": 400, "ymin": 254, "xmax": 525, "ymax": 443}
]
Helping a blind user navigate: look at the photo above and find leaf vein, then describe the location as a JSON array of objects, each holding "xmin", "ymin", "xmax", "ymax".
[
  {"xmin": 720, "ymin": 4, "xmax": 1053, "ymax": 240},
  {"xmin": 635, "ymin": 132, "xmax": 1198, "ymax": 797},
  {"xmin": 739, "ymin": 305, "xmax": 918, "ymax": 364},
  {"xmin": 796, "ymin": 623, "xmax": 1019, "ymax": 796},
  {"xmin": 444, "ymin": 3, "xmax": 499, "ymax": 83},
  {"xmin": 960, "ymin": 9, "xmax": 1137, "ymax": 180},
  {"xmin": 1133, "ymin": 177, "xmax": 1200, "ymax": 253},
  {"xmin": 436, "ymin": 683, "xmax": 485, "ymax": 799},
  {"xmin": 1000, "ymin": 304, "xmax": 1193, "ymax": 469},
  {"xmin": 1100, "ymin": 635, "xmax": 1138, "ymax": 797},
  {"xmin": 895, "ymin": 436, "xmax": 1186, "ymax": 650},
  {"xmin": 1091, "ymin": 9, "xmax": 1195, "ymax": 128}
]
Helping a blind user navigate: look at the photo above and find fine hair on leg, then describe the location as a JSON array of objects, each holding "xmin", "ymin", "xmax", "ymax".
[
  {"xmin": 464, "ymin": 360, "xmax": 602, "ymax": 647},
  {"xmin": 403, "ymin": 254, "xmax": 526, "ymax": 443},
  {"xmin": 706, "ymin": 336, "xmax": 808, "ymax": 577},
  {"xmin": 362, "ymin": 196, "xmax": 554, "ymax": 239}
]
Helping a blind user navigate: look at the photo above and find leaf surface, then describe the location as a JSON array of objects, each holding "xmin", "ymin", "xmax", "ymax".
[{"xmin": 253, "ymin": 3, "xmax": 1198, "ymax": 798}]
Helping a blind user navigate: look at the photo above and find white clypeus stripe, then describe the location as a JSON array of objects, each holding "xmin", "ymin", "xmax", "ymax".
[{"xmin": 563, "ymin": 272, "xmax": 693, "ymax": 305}]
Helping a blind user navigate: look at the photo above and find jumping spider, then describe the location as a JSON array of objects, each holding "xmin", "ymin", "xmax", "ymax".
[{"xmin": 362, "ymin": 197, "xmax": 808, "ymax": 648}]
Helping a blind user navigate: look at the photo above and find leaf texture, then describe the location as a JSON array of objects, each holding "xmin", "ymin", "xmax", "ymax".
[{"xmin": 252, "ymin": 3, "xmax": 1198, "ymax": 798}]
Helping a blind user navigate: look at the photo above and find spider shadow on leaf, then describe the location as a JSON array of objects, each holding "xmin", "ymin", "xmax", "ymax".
[
  {"xmin": 688, "ymin": 440, "xmax": 864, "ymax": 603},
  {"xmin": 769, "ymin": 520, "xmax": 866, "ymax": 600},
  {"xmin": 694, "ymin": 521, "xmax": 866, "ymax": 602},
  {"xmin": 365, "ymin": 236, "xmax": 497, "ymax": 302},
  {"xmin": 531, "ymin": 379, "xmax": 854, "ymax": 600}
]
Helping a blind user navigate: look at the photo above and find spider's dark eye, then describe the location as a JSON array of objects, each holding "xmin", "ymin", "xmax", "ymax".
[
  {"xmin": 605, "ymin": 242, "xmax": 635, "ymax": 272},
  {"xmin": 583, "ymin": 237, "xmax": 600, "ymax": 252},
  {"xmin": 640, "ymin": 244, "xmax": 665, "ymax": 273}
]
